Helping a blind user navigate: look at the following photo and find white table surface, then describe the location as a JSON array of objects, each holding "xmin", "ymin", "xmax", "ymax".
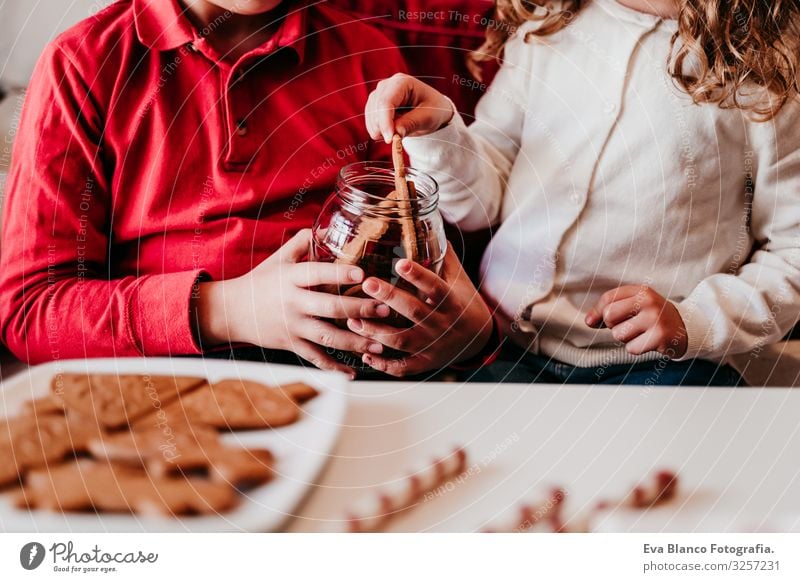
[
  {"xmin": 1, "ymin": 354, "xmax": 798, "ymax": 533},
  {"xmin": 288, "ymin": 381, "xmax": 800, "ymax": 533}
]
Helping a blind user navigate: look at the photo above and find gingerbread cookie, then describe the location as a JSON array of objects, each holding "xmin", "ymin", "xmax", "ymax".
[
  {"xmin": 137, "ymin": 379, "xmax": 305, "ymax": 430},
  {"xmin": 0, "ymin": 452, "xmax": 17, "ymax": 488},
  {"xmin": 52, "ymin": 373, "xmax": 206, "ymax": 429},
  {"xmin": 88, "ymin": 425, "xmax": 274, "ymax": 486},
  {"xmin": 16, "ymin": 460, "xmax": 237, "ymax": 516},
  {"xmin": 4, "ymin": 372, "xmax": 318, "ymax": 517},
  {"xmin": 277, "ymin": 382, "xmax": 319, "ymax": 403},
  {"xmin": 21, "ymin": 395, "xmax": 64, "ymax": 418},
  {"xmin": 0, "ymin": 414, "xmax": 101, "ymax": 487}
]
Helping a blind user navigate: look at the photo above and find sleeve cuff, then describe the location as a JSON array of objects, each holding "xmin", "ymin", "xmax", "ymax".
[
  {"xmin": 402, "ymin": 99, "xmax": 468, "ymax": 166},
  {"xmin": 449, "ymin": 314, "xmax": 504, "ymax": 371},
  {"xmin": 671, "ymin": 299, "xmax": 715, "ymax": 361},
  {"xmin": 127, "ymin": 270, "xmax": 208, "ymax": 356}
]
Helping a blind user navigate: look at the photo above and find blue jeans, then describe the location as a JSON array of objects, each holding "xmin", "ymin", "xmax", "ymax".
[{"xmin": 464, "ymin": 343, "xmax": 744, "ymax": 386}]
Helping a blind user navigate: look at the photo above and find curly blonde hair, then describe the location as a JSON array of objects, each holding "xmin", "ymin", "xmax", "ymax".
[{"xmin": 469, "ymin": 0, "xmax": 800, "ymax": 120}]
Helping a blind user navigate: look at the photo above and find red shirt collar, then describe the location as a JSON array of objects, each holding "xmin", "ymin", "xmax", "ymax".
[{"xmin": 133, "ymin": 0, "xmax": 307, "ymax": 62}]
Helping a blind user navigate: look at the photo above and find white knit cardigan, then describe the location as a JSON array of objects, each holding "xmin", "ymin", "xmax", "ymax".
[{"xmin": 404, "ymin": 0, "xmax": 800, "ymax": 368}]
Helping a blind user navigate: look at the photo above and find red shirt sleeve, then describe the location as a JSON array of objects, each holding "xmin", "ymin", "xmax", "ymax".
[{"xmin": 0, "ymin": 44, "xmax": 204, "ymax": 363}]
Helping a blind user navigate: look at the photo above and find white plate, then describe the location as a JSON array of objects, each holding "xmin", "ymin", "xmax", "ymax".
[{"xmin": 0, "ymin": 358, "xmax": 349, "ymax": 532}]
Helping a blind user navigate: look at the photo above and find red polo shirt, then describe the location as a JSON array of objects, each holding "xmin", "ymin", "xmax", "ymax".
[{"xmin": 0, "ymin": 0, "xmax": 406, "ymax": 363}]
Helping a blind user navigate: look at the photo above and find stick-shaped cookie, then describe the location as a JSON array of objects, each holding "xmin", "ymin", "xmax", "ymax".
[
  {"xmin": 344, "ymin": 447, "xmax": 468, "ymax": 532},
  {"xmin": 391, "ymin": 134, "xmax": 418, "ymax": 261},
  {"xmin": 335, "ymin": 138, "xmax": 418, "ymax": 266}
]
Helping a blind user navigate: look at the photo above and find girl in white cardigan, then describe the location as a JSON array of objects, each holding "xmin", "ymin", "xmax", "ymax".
[{"xmin": 353, "ymin": 0, "xmax": 800, "ymax": 385}]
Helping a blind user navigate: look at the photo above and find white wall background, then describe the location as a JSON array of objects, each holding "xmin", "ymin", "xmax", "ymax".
[{"xmin": 0, "ymin": 0, "xmax": 114, "ymax": 87}]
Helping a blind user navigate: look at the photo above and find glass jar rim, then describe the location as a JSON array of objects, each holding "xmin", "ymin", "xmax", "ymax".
[{"xmin": 336, "ymin": 161, "xmax": 439, "ymax": 215}]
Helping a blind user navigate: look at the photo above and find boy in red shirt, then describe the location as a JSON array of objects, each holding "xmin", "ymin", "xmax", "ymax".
[{"xmin": 0, "ymin": 0, "xmax": 407, "ymax": 375}]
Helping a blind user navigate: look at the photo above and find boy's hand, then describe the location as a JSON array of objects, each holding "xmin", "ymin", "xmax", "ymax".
[
  {"xmin": 348, "ymin": 244, "xmax": 494, "ymax": 377},
  {"xmin": 585, "ymin": 285, "xmax": 688, "ymax": 358},
  {"xmin": 365, "ymin": 73, "xmax": 455, "ymax": 143},
  {"xmin": 195, "ymin": 229, "xmax": 390, "ymax": 377}
]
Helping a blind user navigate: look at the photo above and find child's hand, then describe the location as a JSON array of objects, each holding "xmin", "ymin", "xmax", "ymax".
[
  {"xmin": 585, "ymin": 285, "xmax": 688, "ymax": 358},
  {"xmin": 195, "ymin": 229, "xmax": 390, "ymax": 377},
  {"xmin": 347, "ymin": 244, "xmax": 494, "ymax": 377},
  {"xmin": 365, "ymin": 73, "xmax": 455, "ymax": 143}
]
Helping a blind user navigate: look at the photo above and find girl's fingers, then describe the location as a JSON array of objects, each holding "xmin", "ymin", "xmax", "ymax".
[
  {"xmin": 624, "ymin": 328, "xmax": 661, "ymax": 356},
  {"xmin": 394, "ymin": 101, "xmax": 455, "ymax": 137},
  {"xmin": 602, "ymin": 297, "xmax": 642, "ymax": 327},
  {"xmin": 292, "ymin": 338, "xmax": 356, "ymax": 378},
  {"xmin": 347, "ymin": 317, "xmax": 425, "ymax": 353},
  {"xmin": 366, "ymin": 74, "xmax": 452, "ymax": 141},
  {"xmin": 290, "ymin": 262, "xmax": 363, "ymax": 288},
  {"xmin": 299, "ymin": 319, "xmax": 383, "ymax": 356},
  {"xmin": 303, "ymin": 290, "xmax": 390, "ymax": 320},
  {"xmin": 361, "ymin": 277, "xmax": 433, "ymax": 324},
  {"xmin": 370, "ymin": 87, "xmax": 399, "ymax": 143},
  {"xmin": 586, "ymin": 284, "xmax": 648, "ymax": 327},
  {"xmin": 362, "ymin": 353, "xmax": 426, "ymax": 378},
  {"xmin": 364, "ymin": 91, "xmax": 383, "ymax": 141},
  {"xmin": 610, "ymin": 313, "xmax": 649, "ymax": 343},
  {"xmin": 373, "ymin": 74, "xmax": 415, "ymax": 142},
  {"xmin": 395, "ymin": 259, "xmax": 449, "ymax": 306},
  {"xmin": 375, "ymin": 105, "xmax": 398, "ymax": 144}
]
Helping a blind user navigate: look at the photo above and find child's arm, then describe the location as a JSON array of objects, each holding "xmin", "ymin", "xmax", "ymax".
[
  {"xmin": 586, "ymin": 106, "xmax": 800, "ymax": 362},
  {"xmin": 0, "ymin": 43, "xmax": 169, "ymax": 364},
  {"xmin": 0, "ymin": 44, "xmax": 384, "ymax": 372},
  {"xmin": 364, "ymin": 28, "xmax": 533, "ymax": 231},
  {"xmin": 666, "ymin": 111, "xmax": 800, "ymax": 361}
]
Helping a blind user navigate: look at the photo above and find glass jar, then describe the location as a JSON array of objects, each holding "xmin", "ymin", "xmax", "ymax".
[{"xmin": 311, "ymin": 161, "xmax": 446, "ymax": 296}]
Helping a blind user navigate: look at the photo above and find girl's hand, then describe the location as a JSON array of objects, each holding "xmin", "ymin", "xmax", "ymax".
[
  {"xmin": 348, "ymin": 244, "xmax": 494, "ymax": 377},
  {"xmin": 585, "ymin": 285, "xmax": 688, "ymax": 358},
  {"xmin": 365, "ymin": 73, "xmax": 455, "ymax": 143},
  {"xmin": 195, "ymin": 229, "xmax": 390, "ymax": 377}
]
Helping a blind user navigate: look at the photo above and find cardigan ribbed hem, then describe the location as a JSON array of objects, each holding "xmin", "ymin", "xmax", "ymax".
[{"xmin": 535, "ymin": 336, "xmax": 664, "ymax": 369}]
